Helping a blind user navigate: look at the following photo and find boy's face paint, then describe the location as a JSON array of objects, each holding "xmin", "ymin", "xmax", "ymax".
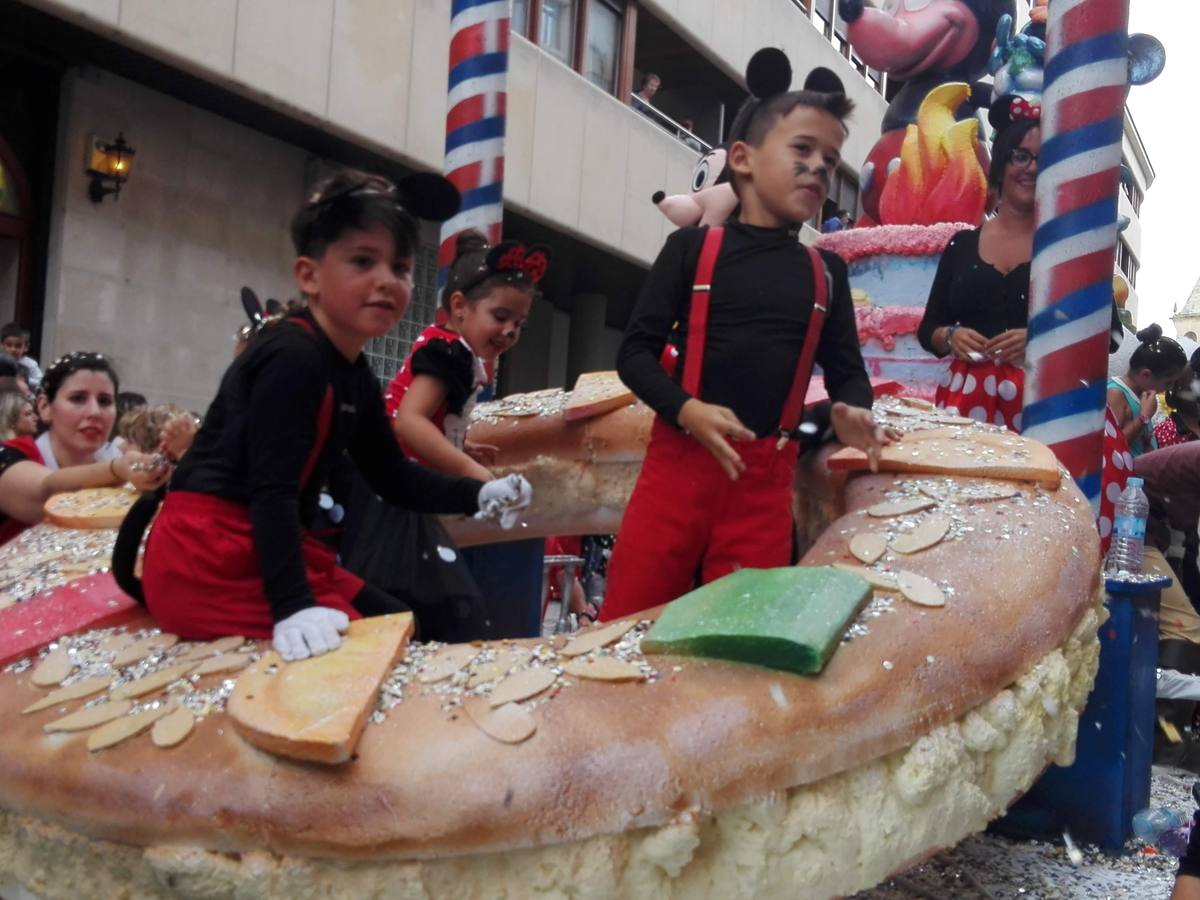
[
  {"xmin": 296, "ymin": 224, "xmax": 414, "ymax": 350},
  {"xmin": 734, "ymin": 106, "xmax": 844, "ymax": 228}
]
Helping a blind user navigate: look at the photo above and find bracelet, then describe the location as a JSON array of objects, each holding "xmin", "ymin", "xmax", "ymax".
[
  {"xmin": 109, "ymin": 458, "xmax": 119, "ymax": 482},
  {"xmin": 943, "ymin": 324, "xmax": 959, "ymax": 354}
]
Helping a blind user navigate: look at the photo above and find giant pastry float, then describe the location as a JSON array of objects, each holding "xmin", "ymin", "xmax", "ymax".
[{"xmin": 0, "ymin": 388, "xmax": 1101, "ymax": 899}]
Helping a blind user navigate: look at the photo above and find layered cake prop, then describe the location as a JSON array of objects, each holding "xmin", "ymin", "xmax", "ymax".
[{"xmin": 0, "ymin": 387, "xmax": 1101, "ymax": 899}]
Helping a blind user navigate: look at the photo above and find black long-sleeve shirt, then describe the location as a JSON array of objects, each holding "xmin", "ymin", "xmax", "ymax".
[
  {"xmin": 617, "ymin": 221, "xmax": 874, "ymax": 438},
  {"xmin": 171, "ymin": 311, "xmax": 483, "ymax": 621},
  {"xmin": 917, "ymin": 227, "xmax": 1124, "ymax": 356},
  {"xmin": 917, "ymin": 228, "xmax": 1031, "ymax": 356}
]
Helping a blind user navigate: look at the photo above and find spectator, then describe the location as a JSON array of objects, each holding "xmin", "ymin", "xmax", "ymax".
[
  {"xmin": 112, "ymin": 391, "xmax": 148, "ymax": 444},
  {"xmin": 0, "ymin": 352, "xmax": 30, "ymax": 395},
  {"xmin": 678, "ymin": 118, "xmax": 703, "ymax": 152},
  {"xmin": 1155, "ymin": 347, "xmax": 1200, "ymax": 448},
  {"xmin": 0, "ymin": 390, "xmax": 37, "ymax": 441},
  {"xmin": 822, "ymin": 208, "xmax": 850, "ymax": 233},
  {"xmin": 633, "ymin": 72, "xmax": 661, "ymax": 107},
  {"xmin": 1, "ymin": 323, "xmax": 43, "ymax": 391}
]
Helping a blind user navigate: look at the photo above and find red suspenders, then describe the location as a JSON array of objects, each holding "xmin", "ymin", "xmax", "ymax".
[{"xmin": 681, "ymin": 226, "xmax": 830, "ymax": 449}]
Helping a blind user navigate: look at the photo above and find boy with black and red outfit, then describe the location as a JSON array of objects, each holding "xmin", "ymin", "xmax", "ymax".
[
  {"xmin": 602, "ymin": 52, "xmax": 894, "ymax": 621},
  {"xmin": 124, "ymin": 171, "xmax": 532, "ymax": 662}
]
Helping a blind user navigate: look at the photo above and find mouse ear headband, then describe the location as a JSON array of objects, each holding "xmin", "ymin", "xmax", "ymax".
[
  {"xmin": 725, "ymin": 49, "xmax": 848, "ymax": 149},
  {"xmin": 457, "ymin": 241, "xmax": 552, "ymax": 295}
]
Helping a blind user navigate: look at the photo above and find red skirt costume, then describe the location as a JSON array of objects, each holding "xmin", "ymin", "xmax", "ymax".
[
  {"xmin": 602, "ymin": 228, "xmax": 828, "ymax": 620},
  {"xmin": 142, "ymin": 319, "xmax": 363, "ymax": 639},
  {"xmin": 0, "ymin": 436, "xmax": 43, "ymax": 546},
  {"xmin": 936, "ymin": 358, "xmax": 1025, "ymax": 432}
]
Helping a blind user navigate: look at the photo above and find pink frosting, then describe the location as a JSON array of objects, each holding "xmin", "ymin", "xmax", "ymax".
[
  {"xmin": 816, "ymin": 222, "xmax": 971, "ymax": 263},
  {"xmin": 855, "ymin": 305, "xmax": 925, "ymax": 351}
]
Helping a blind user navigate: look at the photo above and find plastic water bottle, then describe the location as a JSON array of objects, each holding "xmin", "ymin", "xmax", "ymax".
[
  {"xmin": 1158, "ymin": 824, "xmax": 1193, "ymax": 857},
  {"xmin": 1105, "ymin": 476, "xmax": 1150, "ymax": 575},
  {"xmin": 1132, "ymin": 806, "xmax": 1187, "ymax": 843}
]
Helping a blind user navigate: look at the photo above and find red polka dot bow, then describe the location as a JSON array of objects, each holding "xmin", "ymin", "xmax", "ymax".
[
  {"xmin": 1010, "ymin": 97, "xmax": 1042, "ymax": 122},
  {"xmin": 489, "ymin": 241, "xmax": 551, "ymax": 285}
]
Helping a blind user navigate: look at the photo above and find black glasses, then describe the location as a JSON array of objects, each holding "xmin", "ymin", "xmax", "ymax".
[{"xmin": 1008, "ymin": 147, "xmax": 1039, "ymax": 168}]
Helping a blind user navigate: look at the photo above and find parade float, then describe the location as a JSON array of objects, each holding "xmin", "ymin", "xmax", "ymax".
[{"xmin": 0, "ymin": 1, "xmax": 1162, "ymax": 898}]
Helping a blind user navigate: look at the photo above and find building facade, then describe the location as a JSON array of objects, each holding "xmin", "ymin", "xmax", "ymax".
[
  {"xmin": 0, "ymin": 0, "xmax": 1153, "ymax": 407},
  {"xmin": 0, "ymin": 0, "xmax": 889, "ymax": 409}
]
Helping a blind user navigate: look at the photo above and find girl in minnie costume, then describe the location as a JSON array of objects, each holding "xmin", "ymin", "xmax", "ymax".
[
  {"xmin": 340, "ymin": 232, "xmax": 546, "ymax": 641},
  {"xmin": 117, "ymin": 170, "xmax": 532, "ymax": 661}
]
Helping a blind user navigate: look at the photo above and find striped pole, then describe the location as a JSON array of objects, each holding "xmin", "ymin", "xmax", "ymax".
[
  {"xmin": 1021, "ymin": 0, "xmax": 1129, "ymax": 511},
  {"xmin": 439, "ymin": 0, "xmax": 510, "ymax": 290}
]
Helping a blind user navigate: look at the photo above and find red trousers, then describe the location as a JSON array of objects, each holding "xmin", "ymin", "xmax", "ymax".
[
  {"xmin": 601, "ymin": 418, "xmax": 799, "ymax": 621},
  {"xmin": 142, "ymin": 492, "xmax": 362, "ymax": 639}
]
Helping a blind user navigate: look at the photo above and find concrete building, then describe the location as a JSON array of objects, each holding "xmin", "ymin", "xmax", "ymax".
[{"xmin": 0, "ymin": 0, "xmax": 888, "ymax": 409}]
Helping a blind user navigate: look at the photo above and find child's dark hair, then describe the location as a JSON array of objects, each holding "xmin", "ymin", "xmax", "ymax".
[
  {"xmin": 988, "ymin": 118, "xmax": 1040, "ymax": 191},
  {"xmin": 740, "ymin": 90, "xmax": 855, "ymax": 147},
  {"xmin": 441, "ymin": 230, "xmax": 542, "ymax": 310},
  {"xmin": 1, "ymin": 322, "xmax": 29, "ymax": 343},
  {"xmin": 290, "ymin": 169, "xmax": 418, "ymax": 260},
  {"xmin": 40, "ymin": 352, "xmax": 120, "ymax": 402},
  {"xmin": 1129, "ymin": 323, "xmax": 1187, "ymax": 376}
]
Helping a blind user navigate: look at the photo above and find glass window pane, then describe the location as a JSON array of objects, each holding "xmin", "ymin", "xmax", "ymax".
[
  {"xmin": 540, "ymin": 0, "xmax": 578, "ymax": 65},
  {"xmin": 512, "ymin": 0, "xmax": 530, "ymax": 38},
  {"xmin": 584, "ymin": 0, "xmax": 621, "ymax": 92}
]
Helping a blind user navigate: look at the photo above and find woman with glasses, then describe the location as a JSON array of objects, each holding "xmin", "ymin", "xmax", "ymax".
[{"xmin": 916, "ymin": 107, "xmax": 1043, "ymax": 432}]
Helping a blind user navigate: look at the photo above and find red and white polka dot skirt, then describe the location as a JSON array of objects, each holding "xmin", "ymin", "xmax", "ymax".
[
  {"xmin": 935, "ymin": 359, "xmax": 1024, "ymax": 432},
  {"xmin": 1098, "ymin": 407, "xmax": 1133, "ymax": 558}
]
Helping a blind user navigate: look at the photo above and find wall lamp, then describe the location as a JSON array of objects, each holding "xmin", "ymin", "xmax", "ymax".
[{"xmin": 85, "ymin": 133, "xmax": 136, "ymax": 203}]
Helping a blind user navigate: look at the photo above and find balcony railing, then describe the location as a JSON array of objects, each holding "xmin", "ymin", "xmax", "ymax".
[{"xmin": 630, "ymin": 95, "xmax": 712, "ymax": 154}]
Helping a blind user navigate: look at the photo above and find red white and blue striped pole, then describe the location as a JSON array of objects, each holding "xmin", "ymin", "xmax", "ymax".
[
  {"xmin": 1022, "ymin": 0, "xmax": 1130, "ymax": 511},
  {"xmin": 439, "ymin": 0, "xmax": 510, "ymax": 290}
]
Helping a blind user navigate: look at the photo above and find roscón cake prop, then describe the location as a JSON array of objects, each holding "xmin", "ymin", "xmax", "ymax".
[
  {"xmin": 43, "ymin": 486, "xmax": 140, "ymax": 530},
  {"xmin": 0, "ymin": 392, "xmax": 1102, "ymax": 899}
]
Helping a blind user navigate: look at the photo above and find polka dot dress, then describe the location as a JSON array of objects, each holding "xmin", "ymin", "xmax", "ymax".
[
  {"xmin": 935, "ymin": 359, "xmax": 1024, "ymax": 432},
  {"xmin": 1098, "ymin": 407, "xmax": 1133, "ymax": 558}
]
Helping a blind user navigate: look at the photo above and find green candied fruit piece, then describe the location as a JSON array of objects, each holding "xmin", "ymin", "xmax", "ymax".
[{"xmin": 641, "ymin": 566, "xmax": 872, "ymax": 675}]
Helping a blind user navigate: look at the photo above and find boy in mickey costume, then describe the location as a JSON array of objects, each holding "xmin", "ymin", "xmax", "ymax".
[{"xmin": 603, "ymin": 50, "xmax": 896, "ymax": 620}]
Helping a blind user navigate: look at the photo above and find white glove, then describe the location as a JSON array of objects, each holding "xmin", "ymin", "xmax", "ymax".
[
  {"xmin": 476, "ymin": 474, "xmax": 533, "ymax": 529},
  {"xmin": 273, "ymin": 606, "xmax": 351, "ymax": 661}
]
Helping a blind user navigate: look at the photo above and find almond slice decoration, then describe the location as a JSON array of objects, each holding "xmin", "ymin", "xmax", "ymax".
[
  {"xmin": 151, "ymin": 705, "xmax": 196, "ymax": 748},
  {"xmin": 849, "ymin": 532, "xmax": 887, "ymax": 565},
  {"xmin": 883, "ymin": 405, "xmax": 925, "ymax": 418},
  {"xmin": 111, "ymin": 663, "xmax": 199, "ymax": 700},
  {"xmin": 564, "ymin": 657, "xmax": 646, "ymax": 682},
  {"xmin": 890, "ymin": 515, "xmax": 951, "ymax": 555},
  {"xmin": 417, "ymin": 646, "xmax": 479, "ymax": 684},
  {"xmin": 112, "ymin": 634, "xmax": 179, "ymax": 668},
  {"xmin": 467, "ymin": 649, "xmax": 527, "ymax": 688},
  {"xmin": 489, "ymin": 667, "xmax": 557, "ymax": 708},
  {"xmin": 832, "ymin": 563, "xmax": 898, "ymax": 591},
  {"xmin": 966, "ymin": 485, "xmax": 1021, "ymax": 503},
  {"xmin": 22, "ymin": 676, "xmax": 113, "ymax": 714},
  {"xmin": 919, "ymin": 484, "xmax": 948, "ymax": 503},
  {"xmin": 99, "ymin": 633, "xmax": 134, "ymax": 654},
  {"xmin": 897, "ymin": 570, "xmax": 947, "ymax": 608},
  {"xmin": 464, "ymin": 697, "xmax": 537, "ymax": 744},
  {"xmin": 898, "ymin": 397, "xmax": 937, "ymax": 411},
  {"xmin": 87, "ymin": 703, "xmax": 174, "ymax": 752},
  {"xmin": 560, "ymin": 619, "xmax": 637, "ymax": 657},
  {"xmin": 866, "ymin": 498, "xmax": 937, "ymax": 518},
  {"xmin": 177, "ymin": 635, "xmax": 246, "ymax": 662},
  {"xmin": 192, "ymin": 653, "xmax": 252, "ymax": 676},
  {"xmin": 30, "ymin": 647, "xmax": 76, "ymax": 687},
  {"xmin": 932, "ymin": 414, "xmax": 977, "ymax": 427},
  {"xmin": 44, "ymin": 699, "xmax": 133, "ymax": 733}
]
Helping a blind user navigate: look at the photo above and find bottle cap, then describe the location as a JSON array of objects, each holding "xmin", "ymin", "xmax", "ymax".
[{"xmin": 1127, "ymin": 477, "xmax": 1144, "ymax": 488}]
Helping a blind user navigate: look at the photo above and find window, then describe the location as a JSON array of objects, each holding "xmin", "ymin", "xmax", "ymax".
[
  {"xmin": 512, "ymin": 0, "xmax": 531, "ymax": 38},
  {"xmin": 540, "ymin": 0, "xmax": 578, "ymax": 65},
  {"xmin": 584, "ymin": 0, "xmax": 622, "ymax": 92},
  {"xmin": 1116, "ymin": 240, "xmax": 1139, "ymax": 290}
]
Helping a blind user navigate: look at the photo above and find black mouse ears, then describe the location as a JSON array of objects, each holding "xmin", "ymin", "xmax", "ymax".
[
  {"xmin": 744, "ymin": 48, "xmax": 846, "ymax": 100},
  {"xmin": 804, "ymin": 66, "xmax": 846, "ymax": 96},
  {"xmin": 746, "ymin": 48, "xmax": 792, "ymax": 98}
]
